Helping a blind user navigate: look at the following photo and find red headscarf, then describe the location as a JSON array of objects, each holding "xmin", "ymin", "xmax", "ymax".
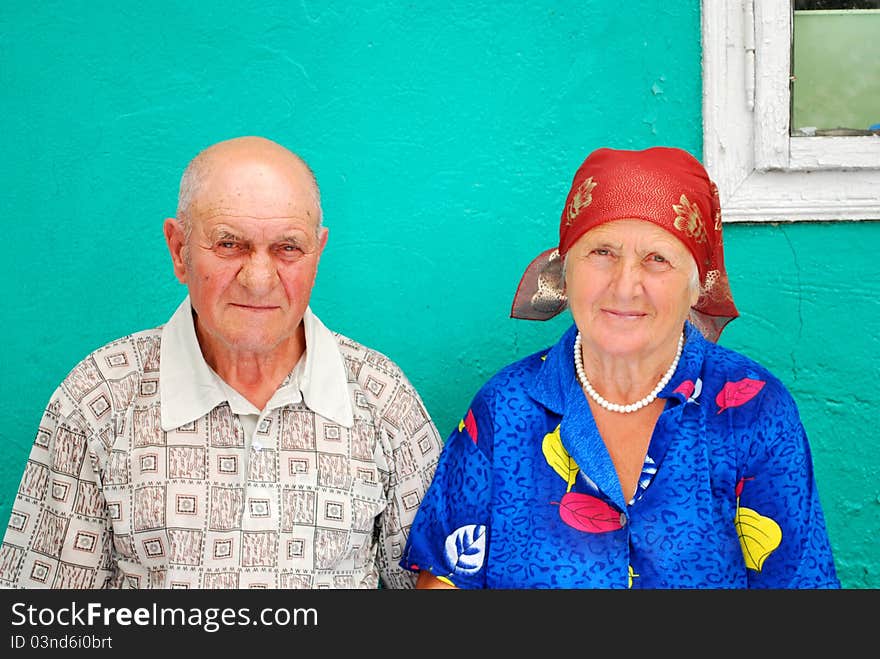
[{"xmin": 510, "ymin": 146, "xmax": 738, "ymax": 342}]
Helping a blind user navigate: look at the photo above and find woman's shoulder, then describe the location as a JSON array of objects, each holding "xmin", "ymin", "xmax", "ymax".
[
  {"xmin": 698, "ymin": 335, "xmax": 796, "ymax": 406},
  {"xmin": 480, "ymin": 347, "xmax": 547, "ymax": 392},
  {"xmin": 473, "ymin": 331, "xmax": 570, "ymax": 406},
  {"xmin": 702, "ymin": 337, "xmax": 776, "ymax": 376}
]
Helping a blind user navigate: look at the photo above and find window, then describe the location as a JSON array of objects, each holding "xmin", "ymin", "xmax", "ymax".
[
  {"xmin": 791, "ymin": 2, "xmax": 880, "ymax": 136},
  {"xmin": 702, "ymin": 0, "xmax": 880, "ymax": 222}
]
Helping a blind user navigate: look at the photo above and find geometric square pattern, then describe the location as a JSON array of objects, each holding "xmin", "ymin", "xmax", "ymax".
[
  {"xmin": 139, "ymin": 379, "xmax": 158, "ymax": 396},
  {"xmin": 8, "ymin": 512, "xmax": 28, "ymax": 533},
  {"xmin": 287, "ymin": 538, "xmax": 305, "ymax": 559},
  {"xmin": 139, "ymin": 454, "xmax": 158, "ymax": 473},
  {"xmin": 248, "ymin": 499, "xmax": 270, "ymax": 517},
  {"xmin": 175, "ymin": 495, "xmax": 197, "ymax": 515},
  {"xmin": 51, "ymin": 481, "xmax": 71, "ymax": 502},
  {"xmin": 213, "ymin": 538, "xmax": 233, "ymax": 559},
  {"xmin": 324, "ymin": 501, "xmax": 344, "ymax": 522},
  {"xmin": 142, "ymin": 537, "xmax": 165, "ymax": 558},
  {"xmin": 288, "ymin": 458, "xmax": 308, "ymax": 475},
  {"xmin": 0, "ymin": 312, "xmax": 443, "ymax": 589},
  {"xmin": 72, "ymin": 531, "xmax": 98, "ymax": 552},
  {"xmin": 217, "ymin": 456, "xmax": 238, "ymax": 474},
  {"xmin": 402, "ymin": 489, "xmax": 422, "ymax": 512},
  {"xmin": 30, "ymin": 561, "xmax": 51, "ymax": 584}
]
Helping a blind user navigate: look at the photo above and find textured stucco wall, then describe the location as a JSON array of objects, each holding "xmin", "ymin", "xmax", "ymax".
[{"xmin": 1, "ymin": 1, "xmax": 877, "ymax": 587}]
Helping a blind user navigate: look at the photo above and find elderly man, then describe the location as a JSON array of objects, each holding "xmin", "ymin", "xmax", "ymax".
[{"xmin": 0, "ymin": 136, "xmax": 442, "ymax": 589}]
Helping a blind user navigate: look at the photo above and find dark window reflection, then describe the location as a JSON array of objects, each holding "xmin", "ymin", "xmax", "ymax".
[{"xmin": 795, "ymin": 1, "xmax": 880, "ymax": 9}]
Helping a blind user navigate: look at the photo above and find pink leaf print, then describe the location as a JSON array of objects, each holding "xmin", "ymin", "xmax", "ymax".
[
  {"xmin": 464, "ymin": 409, "xmax": 477, "ymax": 444},
  {"xmin": 553, "ymin": 491, "xmax": 624, "ymax": 533},
  {"xmin": 716, "ymin": 378, "xmax": 765, "ymax": 414},
  {"xmin": 674, "ymin": 380, "xmax": 695, "ymax": 399}
]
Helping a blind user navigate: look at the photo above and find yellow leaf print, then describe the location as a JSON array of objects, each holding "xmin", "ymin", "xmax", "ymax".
[
  {"xmin": 628, "ymin": 565, "xmax": 639, "ymax": 589},
  {"xmin": 735, "ymin": 505, "xmax": 782, "ymax": 572},
  {"xmin": 437, "ymin": 575, "xmax": 455, "ymax": 587},
  {"xmin": 542, "ymin": 425, "xmax": 578, "ymax": 492}
]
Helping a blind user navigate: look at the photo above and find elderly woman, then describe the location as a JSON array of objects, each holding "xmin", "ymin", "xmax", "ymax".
[{"xmin": 402, "ymin": 147, "xmax": 840, "ymax": 589}]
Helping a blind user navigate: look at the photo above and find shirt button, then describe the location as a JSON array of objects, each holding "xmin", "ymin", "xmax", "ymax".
[
  {"xmin": 619, "ymin": 513, "xmax": 627, "ymax": 528},
  {"xmin": 252, "ymin": 440, "xmax": 263, "ymax": 451}
]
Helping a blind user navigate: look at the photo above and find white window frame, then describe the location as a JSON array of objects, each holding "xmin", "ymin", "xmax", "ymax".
[{"xmin": 702, "ymin": 0, "xmax": 880, "ymax": 222}]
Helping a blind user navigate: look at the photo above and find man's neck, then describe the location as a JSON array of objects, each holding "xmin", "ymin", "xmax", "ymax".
[
  {"xmin": 214, "ymin": 358, "xmax": 300, "ymax": 410},
  {"xmin": 198, "ymin": 334, "xmax": 306, "ymax": 411}
]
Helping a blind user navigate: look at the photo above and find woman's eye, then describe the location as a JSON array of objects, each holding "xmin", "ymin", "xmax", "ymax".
[{"xmin": 645, "ymin": 253, "xmax": 673, "ymax": 270}]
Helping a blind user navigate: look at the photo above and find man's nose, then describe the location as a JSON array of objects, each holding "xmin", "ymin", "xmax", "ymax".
[{"xmin": 237, "ymin": 252, "xmax": 278, "ymax": 293}]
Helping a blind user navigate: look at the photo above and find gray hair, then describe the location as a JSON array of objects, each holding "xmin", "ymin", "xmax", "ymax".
[{"xmin": 175, "ymin": 147, "xmax": 324, "ymax": 243}]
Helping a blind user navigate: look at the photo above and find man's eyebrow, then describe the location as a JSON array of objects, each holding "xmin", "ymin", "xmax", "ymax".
[
  {"xmin": 210, "ymin": 228, "xmax": 242, "ymax": 241},
  {"xmin": 276, "ymin": 233, "xmax": 309, "ymax": 243}
]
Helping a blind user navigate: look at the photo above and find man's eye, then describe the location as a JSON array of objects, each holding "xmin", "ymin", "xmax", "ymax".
[
  {"xmin": 592, "ymin": 248, "xmax": 611, "ymax": 256},
  {"xmin": 651, "ymin": 254, "xmax": 667, "ymax": 263}
]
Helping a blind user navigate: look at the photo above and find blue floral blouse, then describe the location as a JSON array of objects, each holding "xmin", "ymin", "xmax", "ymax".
[{"xmin": 401, "ymin": 322, "xmax": 840, "ymax": 588}]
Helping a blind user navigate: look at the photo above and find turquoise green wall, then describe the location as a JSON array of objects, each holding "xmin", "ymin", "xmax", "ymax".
[{"xmin": 2, "ymin": 2, "xmax": 877, "ymax": 588}]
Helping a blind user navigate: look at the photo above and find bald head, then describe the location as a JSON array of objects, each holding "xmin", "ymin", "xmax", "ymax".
[{"xmin": 176, "ymin": 136, "xmax": 323, "ymax": 240}]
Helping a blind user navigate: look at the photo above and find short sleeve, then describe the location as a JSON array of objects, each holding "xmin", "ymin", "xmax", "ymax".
[
  {"xmin": 0, "ymin": 386, "xmax": 115, "ymax": 588},
  {"xmin": 373, "ymin": 371, "xmax": 444, "ymax": 589},
  {"xmin": 400, "ymin": 397, "xmax": 493, "ymax": 589}
]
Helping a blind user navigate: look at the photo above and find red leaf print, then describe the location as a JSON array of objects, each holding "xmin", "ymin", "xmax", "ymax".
[
  {"xmin": 735, "ymin": 476, "xmax": 755, "ymax": 499},
  {"xmin": 554, "ymin": 491, "xmax": 624, "ymax": 533},
  {"xmin": 464, "ymin": 409, "xmax": 478, "ymax": 444},
  {"xmin": 716, "ymin": 378, "xmax": 765, "ymax": 413},
  {"xmin": 674, "ymin": 380, "xmax": 695, "ymax": 398}
]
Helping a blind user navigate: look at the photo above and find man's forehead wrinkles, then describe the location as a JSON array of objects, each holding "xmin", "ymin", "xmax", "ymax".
[{"xmin": 195, "ymin": 206, "xmax": 314, "ymax": 221}]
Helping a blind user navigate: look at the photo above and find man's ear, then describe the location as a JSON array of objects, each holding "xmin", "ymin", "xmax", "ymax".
[
  {"xmin": 317, "ymin": 226, "xmax": 329, "ymax": 257},
  {"xmin": 164, "ymin": 218, "xmax": 188, "ymax": 284}
]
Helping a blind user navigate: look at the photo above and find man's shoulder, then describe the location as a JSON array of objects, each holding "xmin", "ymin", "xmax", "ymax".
[
  {"xmin": 331, "ymin": 331, "xmax": 408, "ymax": 378},
  {"xmin": 82, "ymin": 324, "xmax": 163, "ymax": 359},
  {"xmin": 60, "ymin": 325, "xmax": 164, "ymax": 387},
  {"xmin": 39, "ymin": 324, "xmax": 165, "ymax": 429}
]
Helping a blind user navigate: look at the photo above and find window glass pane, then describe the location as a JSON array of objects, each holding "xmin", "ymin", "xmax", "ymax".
[{"xmin": 791, "ymin": 1, "xmax": 880, "ymax": 136}]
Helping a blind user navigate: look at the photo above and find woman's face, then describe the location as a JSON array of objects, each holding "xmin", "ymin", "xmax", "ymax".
[{"xmin": 565, "ymin": 219, "xmax": 698, "ymax": 359}]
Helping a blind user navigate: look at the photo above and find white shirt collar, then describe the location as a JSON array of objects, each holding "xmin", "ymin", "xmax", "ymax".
[{"xmin": 159, "ymin": 296, "xmax": 354, "ymax": 431}]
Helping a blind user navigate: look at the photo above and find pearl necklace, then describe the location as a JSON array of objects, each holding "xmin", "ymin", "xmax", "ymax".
[{"xmin": 573, "ymin": 331, "xmax": 684, "ymax": 413}]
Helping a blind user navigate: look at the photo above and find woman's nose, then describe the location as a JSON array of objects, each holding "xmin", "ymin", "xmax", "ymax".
[{"xmin": 609, "ymin": 259, "xmax": 643, "ymax": 297}]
